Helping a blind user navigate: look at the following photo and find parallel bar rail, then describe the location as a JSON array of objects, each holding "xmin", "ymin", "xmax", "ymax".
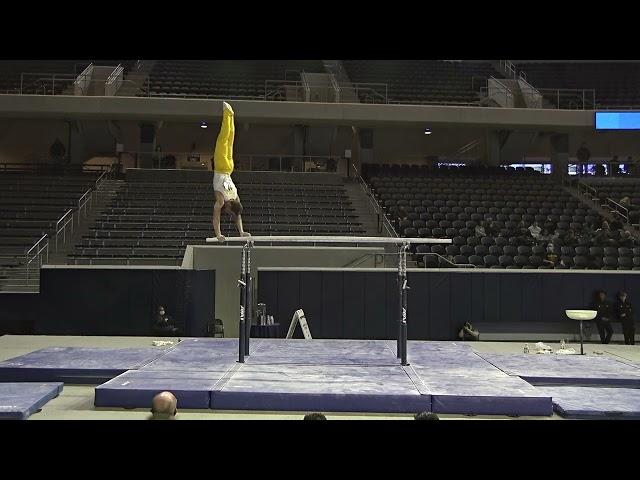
[{"xmin": 206, "ymin": 236, "xmax": 451, "ymax": 244}]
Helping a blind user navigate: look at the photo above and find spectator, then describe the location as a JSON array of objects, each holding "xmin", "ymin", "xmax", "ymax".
[
  {"xmin": 563, "ymin": 229, "xmax": 577, "ymax": 247},
  {"xmin": 397, "ymin": 206, "xmax": 408, "ymax": 222},
  {"xmin": 576, "ymin": 142, "xmax": 591, "ymax": 168},
  {"xmin": 148, "ymin": 391, "xmax": 177, "ymax": 420},
  {"xmin": 49, "ymin": 138, "xmax": 67, "ymax": 166},
  {"xmin": 543, "ymin": 244, "xmax": 559, "ymax": 267},
  {"xmin": 620, "ymin": 197, "xmax": 631, "ymax": 209},
  {"xmin": 615, "ymin": 291, "xmax": 635, "ymax": 345},
  {"xmin": 475, "ymin": 222, "xmax": 486, "ymax": 237},
  {"xmin": 593, "ymin": 222, "xmax": 613, "ymax": 246},
  {"xmin": 619, "ymin": 230, "xmax": 635, "ymax": 248},
  {"xmin": 590, "ymin": 290, "xmax": 614, "ymax": 344},
  {"xmin": 414, "ymin": 411, "xmax": 439, "ymax": 420},
  {"xmin": 610, "ymin": 218, "xmax": 624, "ymax": 232},
  {"xmin": 528, "ymin": 222, "xmax": 542, "ymax": 241},
  {"xmin": 303, "ymin": 412, "xmax": 327, "ymax": 420},
  {"xmin": 153, "ymin": 305, "xmax": 180, "ymax": 337}
]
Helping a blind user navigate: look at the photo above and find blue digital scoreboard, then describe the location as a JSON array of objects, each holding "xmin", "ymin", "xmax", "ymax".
[{"xmin": 595, "ymin": 111, "xmax": 640, "ymax": 130}]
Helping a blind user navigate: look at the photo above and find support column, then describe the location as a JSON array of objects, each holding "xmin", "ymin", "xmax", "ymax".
[
  {"xmin": 550, "ymin": 133, "xmax": 569, "ymax": 181},
  {"xmin": 485, "ymin": 130, "xmax": 501, "ymax": 167}
]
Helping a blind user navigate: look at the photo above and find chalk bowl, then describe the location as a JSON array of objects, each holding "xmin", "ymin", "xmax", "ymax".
[{"xmin": 565, "ymin": 310, "xmax": 597, "ymax": 321}]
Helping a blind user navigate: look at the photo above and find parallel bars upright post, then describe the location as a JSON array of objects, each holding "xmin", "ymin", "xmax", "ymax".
[{"xmin": 210, "ymin": 236, "xmax": 452, "ymax": 366}]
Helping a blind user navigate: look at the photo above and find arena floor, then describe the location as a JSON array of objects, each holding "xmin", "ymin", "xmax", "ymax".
[{"xmin": 0, "ymin": 335, "xmax": 638, "ymax": 420}]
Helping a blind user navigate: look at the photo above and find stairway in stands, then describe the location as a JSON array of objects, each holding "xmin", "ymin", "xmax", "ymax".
[
  {"xmin": 117, "ymin": 61, "xmax": 156, "ymax": 97},
  {"xmin": 48, "ymin": 179, "xmax": 126, "ymax": 265},
  {"xmin": 342, "ymin": 179, "xmax": 385, "ymax": 237}
]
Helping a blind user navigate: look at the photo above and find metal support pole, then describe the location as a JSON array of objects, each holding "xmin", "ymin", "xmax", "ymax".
[
  {"xmin": 396, "ymin": 244, "xmax": 403, "ymax": 359},
  {"xmin": 238, "ymin": 244, "xmax": 247, "ymax": 363},
  {"xmin": 579, "ymin": 320, "xmax": 584, "ymax": 355},
  {"xmin": 400, "ymin": 243, "xmax": 410, "ymax": 366},
  {"xmin": 245, "ymin": 239, "xmax": 254, "ymax": 356}
]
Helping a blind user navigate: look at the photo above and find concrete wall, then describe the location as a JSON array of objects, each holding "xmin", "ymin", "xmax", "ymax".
[
  {"xmin": 0, "ymin": 119, "xmax": 69, "ymax": 163},
  {"xmin": 187, "ymin": 245, "xmax": 384, "ymax": 337},
  {"xmin": 0, "ymin": 95, "xmax": 596, "ymax": 129}
]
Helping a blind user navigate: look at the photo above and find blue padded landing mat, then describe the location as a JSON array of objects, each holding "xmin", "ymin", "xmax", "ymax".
[
  {"xmin": 477, "ymin": 353, "xmax": 640, "ymax": 387},
  {"xmin": 0, "ymin": 383, "xmax": 63, "ymax": 420},
  {"xmin": 409, "ymin": 367, "xmax": 553, "ymax": 416},
  {"xmin": 213, "ymin": 364, "xmax": 429, "ymax": 413},
  {"xmin": 92, "ymin": 339, "xmax": 555, "ymax": 415},
  {"xmin": 95, "ymin": 367, "xmax": 237, "ymax": 409},
  {"xmin": 140, "ymin": 338, "xmax": 242, "ymax": 372},
  {"xmin": 0, "ymin": 347, "xmax": 167, "ymax": 384},
  {"xmin": 538, "ymin": 386, "xmax": 640, "ymax": 418},
  {"xmin": 246, "ymin": 339, "xmax": 398, "ymax": 365}
]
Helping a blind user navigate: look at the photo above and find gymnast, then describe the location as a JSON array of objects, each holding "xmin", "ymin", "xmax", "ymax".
[{"xmin": 212, "ymin": 101, "xmax": 251, "ymax": 242}]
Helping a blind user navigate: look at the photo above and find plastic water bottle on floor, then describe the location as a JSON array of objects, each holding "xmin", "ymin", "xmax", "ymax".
[{"xmin": 523, "ymin": 343, "xmax": 530, "ymax": 354}]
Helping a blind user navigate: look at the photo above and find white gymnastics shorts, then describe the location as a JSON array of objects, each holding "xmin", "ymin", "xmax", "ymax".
[{"xmin": 213, "ymin": 171, "xmax": 238, "ymax": 202}]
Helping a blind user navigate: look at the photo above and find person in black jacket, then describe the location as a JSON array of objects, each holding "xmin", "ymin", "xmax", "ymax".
[
  {"xmin": 153, "ymin": 305, "xmax": 180, "ymax": 337},
  {"xmin": 614, "ymin": 291, "xmax": 635, "ymax": 345},
  {"xmin": 591, "ymin": 290, "xmax": 614, "ymax": 344}
]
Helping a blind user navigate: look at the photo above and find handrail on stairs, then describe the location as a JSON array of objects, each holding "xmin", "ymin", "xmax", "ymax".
[
  {"xmin": 414, "ymin": 252, "xmax": 476, "ymax": 269},
  {"xmin": 351, "ymin": 162, "xmax": 398, "ymax": 237}
]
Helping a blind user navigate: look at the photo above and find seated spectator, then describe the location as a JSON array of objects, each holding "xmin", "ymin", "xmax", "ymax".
[
  {"xmin": 475, "ymin": 223, "xmax": 486, "ymax": 237},
  {"xmin": 153, "ymin": 305, "xmax": 180, "ymax": 337},
  {"xmin": 395, "ymin": 206, "xmax": 408, "ymax": 229},
  {"xmin": 610, "ymin": 219, "xmax": 624, "ymax": 231},
  {"xmin": 619, "ymin": 230, "xmax": 635, "ymax": 248},
  {"xmin": 620, "ymin": 196, "xmax": 631, "ymax": 209},
  {"xmin": 414, "ymin": 411, "xmax": 440, "ymax": 420},
  {"xmin": 577, "ymin": 230, "xmax": 592, "ymax": 246},
  {"xmin": 528, "ymin": 222, "xmax": 542, "ymax": 241},
  {"xmin": 593, "ymin": 221, "xmax": 614, "ymax": 245},
  {"xmin": 303, "ymin": 412, "xmax": 327, "ymax": 420},
  {"xmin": 148, "ymin": 391, "xmax": 177, "ymax": 420},
  {"xmin": 543, "ymin": 243, "xmax": 559, "ymax": 267}
]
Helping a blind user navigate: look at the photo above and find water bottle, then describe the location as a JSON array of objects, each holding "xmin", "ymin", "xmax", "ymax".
[{"xmin": 523, "ymin": 343, "xmax": 530, "ymax": 354}]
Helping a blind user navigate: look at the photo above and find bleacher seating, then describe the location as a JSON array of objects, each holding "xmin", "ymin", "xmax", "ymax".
[
  {"xmin": 361, "ymin": 164, "xmax": 637, "ymax": 270},
  {"xmin": 143, "ymin": 60, "xmax": 325, "ymax": 99},
  {"xmin": 342, "ymin": 60, "xmax": 500, "ymax": 105},
  {"xmin": 583, "ymin": 177, "xmax": 640, "ymax": 205},
  {"xmin": 68, "ymin": 176, "xmax": 364, "ymax": 265},
  {"xmin": 0, "ymin": 170, "xmax": 101, "ymax": 278},
  {"xmin": 517, "ymin": 62, "xmax": 640, "ymax": 108}
]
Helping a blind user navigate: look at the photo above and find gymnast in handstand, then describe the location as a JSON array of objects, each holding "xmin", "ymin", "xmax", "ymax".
[{"xmin": 212, "ymin": 101, "xmax": 250, "ymax": 242}]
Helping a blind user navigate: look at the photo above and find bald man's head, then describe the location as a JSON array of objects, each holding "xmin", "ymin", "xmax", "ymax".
[{"xmin": 150, "ymin": 391, "xmax": 177, "ymax": 420}]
